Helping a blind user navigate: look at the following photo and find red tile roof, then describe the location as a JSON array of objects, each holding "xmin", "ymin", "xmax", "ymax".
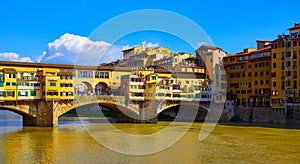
[
  {"xmin": 288, "ymin": 24, "xmax": 300, "ymax": 31},
  {"xmin": 223, "ymin": 47, "xmax": 271, "ymax": 58}
]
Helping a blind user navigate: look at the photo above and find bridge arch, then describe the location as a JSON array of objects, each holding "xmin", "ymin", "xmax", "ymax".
[
  {"xmin": 157, "ymin": 103, "xmax": 208, "ymax": 121},
  {"xmin": 95, "ymin": 82, "xmax": 110, "ymax": 95},
  {"xmin": 58, "ymin": 99, "xmax": 140, "ymax": 121},
  {"xmin": 0, "ymin": 106, "xmax": 36, "ymax": 125},
  {"xmin": 76, "ymin": 81, "xmax": 93, "ymax": 95},
  {"xmin": 0, "ymin": 106, "xmax": 32, "ymax": 117}
]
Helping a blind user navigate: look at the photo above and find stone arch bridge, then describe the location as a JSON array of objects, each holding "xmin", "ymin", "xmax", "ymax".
[{"xmin": 0, "ymin": 96, "xmax": 210, "ymax": 127}]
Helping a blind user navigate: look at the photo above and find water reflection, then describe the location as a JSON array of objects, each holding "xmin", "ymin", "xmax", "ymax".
[
  {"xmin": 0, "ymin": 116, "xmax": 299, "ymax": 163},
  {"xmin": 0, "ymin": 125, "xmax": 22, "ymax": 135},
  {"xmin": 0, "ymin": 110, "xmax": 23, "ymax": 135}
]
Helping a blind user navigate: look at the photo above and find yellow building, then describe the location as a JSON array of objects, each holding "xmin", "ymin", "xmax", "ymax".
[
  {"xmin": 120, "ymin": 45, "xmax": 172, "ymax": 70},
  {"xmin": 0, "ymin": 62, "xmax": 75, "ymax": 102},
  {"xmin": 38, "ymin": 68, "xmax": 61, "ymax": 100},
  {"xmin": 3, "ymin": 68, "xmax": 18, "ymax": 101},
  {"xmin": 17, "ymin": 71, "xmax": 41, "ymax": 100},
  {"xmin": 154, "ymin": 52, "xmax": 196, "ymax": 70},
  {"xmin": 58, "ymin": 70, "xmax": 74, "ymax": 100},
  {"xmin": 0, "ymin": 66, "xmax": 42, "ymax": 101},
  {"xmin": 270, "ymin": 23, "xmax": 300, "ymax": 109},
  {"xmin": 122, "ymin": 45, "xmax": 147, "ymax": 59}
]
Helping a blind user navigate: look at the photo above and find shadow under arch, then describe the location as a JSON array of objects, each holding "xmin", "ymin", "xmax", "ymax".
[
  {"xmin": 0, "ymin": 106, "xmax": 36, "ymax": 125},
  {"xmin": 157, "ymin": 104, "xmax": 208, "ymax": 122},
  {"xmin": 59, "ymin": 102, "xmax": 140, "ymax": 124},
  {"xmin": 95, "ymin": 82, "xmax": 110, "ymax": 96}
]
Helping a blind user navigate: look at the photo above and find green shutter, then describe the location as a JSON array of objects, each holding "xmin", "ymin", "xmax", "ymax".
[
  {"xmin": 25, "ymin": 91, "xmax": 28, "ymax": 97},
  {"xmin": 0, "ymin": 82, "xmax": 3, "ymax": 87},
  {"xmin": 18, "ymin": 91, "xmax": 21, "ymax": 96},
  {"xmin": 3, "ymin": 92, "xmax": 6, "ymax": 97}
]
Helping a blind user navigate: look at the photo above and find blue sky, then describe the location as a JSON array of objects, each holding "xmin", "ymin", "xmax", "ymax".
[{"xmin": 0, "ymin": 0, "xmax": 299, "ymax": 64}]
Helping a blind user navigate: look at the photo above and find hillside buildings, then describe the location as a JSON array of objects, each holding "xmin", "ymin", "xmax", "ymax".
[{"xmin": 1, "ymin": 23, "xmax": 300, "ymax": 124}]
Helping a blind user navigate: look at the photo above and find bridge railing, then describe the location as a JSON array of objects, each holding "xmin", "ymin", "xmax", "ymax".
[{"xmin": 74, "ymin": 95, "xmax": 126, "ymax": 105}]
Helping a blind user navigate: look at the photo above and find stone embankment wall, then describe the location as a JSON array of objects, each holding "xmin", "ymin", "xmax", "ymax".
[
  {"xmin": 236, "ymin": 106, "xmax": 300, "ymax": 124},
  {"xmin": 287, "ymin": 107, "xmax": 300, "ymax": 124}
]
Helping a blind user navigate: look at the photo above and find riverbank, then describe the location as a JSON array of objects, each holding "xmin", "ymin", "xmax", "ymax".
[{"xmin": 58, "ymin": 115, "xmax": 300, "ymax": 130}]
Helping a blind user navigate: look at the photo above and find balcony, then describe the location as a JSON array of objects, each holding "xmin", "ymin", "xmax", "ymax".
[
  {"xmin": 129, "ymin": 96, "xmax": 144, "ymax": 101},
  {"xmin": 129, "ymin": 81, "xmax": 144, "ymax": 85},
  {"xmin": 129, "ymin": 88, "xmax": 145, "ymax": 93},
  {"xmin": 18, "ymin": 76, "xmax": 39, "ymax": 81},
  {"xmin": 172, "ymin": 86, "xmax": 181, "ymax": 93},
  {"xmin": 45, "ymin": 76, "xmax": 59, "ymax": 81}
]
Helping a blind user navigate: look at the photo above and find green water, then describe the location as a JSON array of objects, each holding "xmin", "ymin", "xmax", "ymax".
[{"xmin": 0, "ymin": 121, "xmax": 299, "ymax": 163}]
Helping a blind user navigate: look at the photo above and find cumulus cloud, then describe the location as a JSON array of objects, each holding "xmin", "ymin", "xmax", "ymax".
[
  {"xmin": 0, "ymin": 34, "xmax": 163, "ymax": 65},
  {"xmin": 40, "ymin": 33, "xmax": 124, "ymax": 65},
  {"xmin": 0, "ymin": 52, "xmax": 32, "ymax": 62},
  {"xmin": 142, "ymin": 41, "xmax": 160, "ymax": 48},
  {"xmin": 36, "ymin": 51, "xmax": 46, "ymax": 63}
]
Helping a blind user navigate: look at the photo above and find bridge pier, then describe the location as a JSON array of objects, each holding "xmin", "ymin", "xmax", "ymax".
[
  {"xmin": 139, "ymin": 108, "xmax": 158, "ymax": 123},
  {"xmin": 23, "ymin": 100, "xmax": 58, "ymax": 127},
  {"xmin": 23, "ymin": 115, "xmax": 37, "ymax": 126}
]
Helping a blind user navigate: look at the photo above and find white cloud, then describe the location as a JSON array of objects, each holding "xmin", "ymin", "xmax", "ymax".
[
  {"xmin": 0, "ymin": 52, "xmax": 32, "ymax": 62},
  {"xmin": 19, "ymin": 57, "xmax": 32, "ymax": 62},
  {"xmin": 142, "ymin": 41, "xmax": 160, "ymax": 48},
  {"xmin": 41, "ymin": 33, "xmax": 124, "ymax": 65},
  {"xmin": 0, "ymin": 34, "xmax": 163, "ymax": 65},
  {"xmin": 36, "ymin": 51, "xmax": 47, "ymax": 63}
]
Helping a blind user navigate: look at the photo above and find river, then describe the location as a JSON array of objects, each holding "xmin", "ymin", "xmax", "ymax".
[{"xmin": 0, "ymin": 115, "xmax": 300, "ymax": 163}]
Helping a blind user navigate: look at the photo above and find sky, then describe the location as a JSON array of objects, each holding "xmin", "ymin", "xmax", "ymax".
[{"xmin": 0, "ymin": 0, "xmax": 299, "ymax": 65}]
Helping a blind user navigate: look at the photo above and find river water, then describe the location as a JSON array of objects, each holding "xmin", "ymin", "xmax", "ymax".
[{"xmin": 0, "ymin": 115, "xmax": 300, "ymax": 163}]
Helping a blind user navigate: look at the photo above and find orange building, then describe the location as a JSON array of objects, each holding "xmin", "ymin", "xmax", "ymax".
[{"xmin": 223, "ymin": 45, "xmax": 272, "ymax": 107}]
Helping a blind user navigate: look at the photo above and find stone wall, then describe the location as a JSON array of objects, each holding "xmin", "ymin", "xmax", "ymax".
[
  {"xmin": 237, "ymin": 106, "xmax": 287, "ymax": 124},
  {"xmin": 287, "ymin": 107, "xmax": 300, "ymax": 124},
  {"xmin": 35, "ymin": 100, "xmax": 56, "ymax": 127}
]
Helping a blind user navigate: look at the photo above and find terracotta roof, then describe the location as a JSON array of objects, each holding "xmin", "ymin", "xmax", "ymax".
[
  {"xmin": 197, "ymin": 45, "xmax": 219, "ymax": 50},
  {"xmin": 158, "ymin": 76, "xmax": 171, "ymax": 79},
  {"xmin": 196, "ymin": 45, "xmax": 226, "ymax": 53},
  {"xmin": 252, "ymin": 47, "xmax": 271, "ymax": 53},
  {"xmin": 256, "ymin": 40, "xmax": 272, "ymax": 42},
  {"xmin": 3, "ymin": 68, "xmax": 17, "ymax": 74},
  {"xmin": 223, "ymin": 52, "xmax": 248, "ymax": 58},
  {"xmin": 224, "ymin": 47, "xmax": 271, "ymax": 58},
  {"xmin": 0, "ymin": 60, "xmax": 132, "ymax": 72},
  {"xmin": 121, "ymin": 47, "xmax": 134, "ymax": 52},
  {"xmin": 288, "ymin": 24, "xmax": 300, "ymax": 31}
]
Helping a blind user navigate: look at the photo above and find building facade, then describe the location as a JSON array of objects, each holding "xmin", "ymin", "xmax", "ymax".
[
  {"xmin": 120, "ymin": 45, "xmax": 172, "ymax": 70},
  {"xmin": 196, "ymin": 45, "xmax": 227, "ymax": 104},
  {"xmin": 120, "ymin": 67, "xmax": 207, "ymax": 105},
  {"xmin": 270, "ymin": 23, "xmax": 300, "ymax": 118},
  {"xmin": 223, "ymin": 46, "xmax": 272, "ymax": 107}
]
